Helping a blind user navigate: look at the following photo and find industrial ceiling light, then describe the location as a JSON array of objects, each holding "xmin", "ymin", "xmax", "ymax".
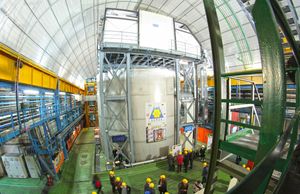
[{"xmin": 23, "ymin": 89, "xmax": 39, "ymax": 95}]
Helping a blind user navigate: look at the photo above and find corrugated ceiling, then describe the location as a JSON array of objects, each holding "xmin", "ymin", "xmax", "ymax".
[{"xmin": 0, "ymin": 0, "xmax": 299, "ymax": 88}]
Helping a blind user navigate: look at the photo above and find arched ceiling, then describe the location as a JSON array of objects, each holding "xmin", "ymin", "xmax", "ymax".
[{"xmin": 0, "ymin": 0, "xmax": 299, "ymax": 88}]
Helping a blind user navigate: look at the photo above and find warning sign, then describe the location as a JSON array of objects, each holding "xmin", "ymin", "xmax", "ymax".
[{"xmin": 146, "ymin": 103, "xmax": 167, "ymax": 143}]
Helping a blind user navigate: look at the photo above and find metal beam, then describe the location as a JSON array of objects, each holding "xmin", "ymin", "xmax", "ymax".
[
  {"xmin": 98, "ymin": 51, "xmax": 111, "ymax": 160},
  {"xmin": 194, "ymin": 62, "xmax": 199, "ymax": 148},
  {"xmin": 203, "ymin": 0, "xmax": 225, "ymax": 193},
  {"xmin": 253, "ymin": 0, "xmax": 286, "ymax": 163},
  {"xmin": 127, "ymin": 53, "xmax": 135, "ymax": 163},
  {"xmin": 175, "ymin": 59, "xmax": 180, "ymax": 144}
]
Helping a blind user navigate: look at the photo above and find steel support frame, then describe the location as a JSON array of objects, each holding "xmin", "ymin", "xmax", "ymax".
[
  {"xmin": 199, "ymin": 64, "xmax": 208, "ymax": 125},
  {"xmin": 98, "ymin": 51, "xmax": 134, "ymax": 163},
  {"xmin": 203, "ymin": 0, "xmax": 225, "ymax": 193},
  {"xmin": 253, "ymin": 0, "xmax": 286, "ymax": 164},
  {"xmin": 0, "ymin": 78, "xmax": 83, "ymax": 180},
  {"xmin": 178, "ymin": 61, "xmax": 199, "ymax": 149},
  {"xmin": 175, "ymin": 59, "xmax": 181, "ymax": 144},
  {"xmin": 204, "ymin": 0, "xmax": 286, "ymax": 193}
]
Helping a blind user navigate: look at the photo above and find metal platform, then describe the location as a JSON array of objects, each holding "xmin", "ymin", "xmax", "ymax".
[{"xmin": 230, "ymin": 131, "xmax": 259, "ymax": 151}]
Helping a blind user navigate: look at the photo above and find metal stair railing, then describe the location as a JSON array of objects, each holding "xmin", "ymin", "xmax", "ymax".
[
  {"xmin": 227, "ymin": 106, "xmax": 300, "ymax": 194},
  {"xmin": 203, "ymin": 0, "xmax": 300, "ymax": 193}
]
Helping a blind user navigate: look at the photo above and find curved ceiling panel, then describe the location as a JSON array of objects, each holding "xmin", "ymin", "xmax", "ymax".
[{"xmin": 1, "ymin": 0, "xmax": 298, "ymax": 87}]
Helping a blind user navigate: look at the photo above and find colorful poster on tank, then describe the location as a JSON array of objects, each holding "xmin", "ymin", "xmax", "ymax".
[{"xmin": 145, "ymin": 103, "xmax": 167, "ymax": 143}]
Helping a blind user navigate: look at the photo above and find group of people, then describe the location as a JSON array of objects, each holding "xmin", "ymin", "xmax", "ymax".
[
  {"xmin": 167, "ymin": 145, "xmax": 207, "ymax": 174},
  {"xmin": 107, "ymin": 170, "xmax": 191, "ymax": 194},
  {"xmin": 108, "ymin": 171, "xmax": 131, "ymax": 194},
  {"xmin": 144, "ymin": 176, "xmax": 190, "ymax": 194},
  {"xmin": 144, "ymin": 176, "xmax": 168, "ymax": 194},
  {"xmin": 167, "ymin": 148, "xmax": 194, "ymax": 173},
  {"xmin": 92, "ymin": 145, "xmax": 208, "ymax": 194}
]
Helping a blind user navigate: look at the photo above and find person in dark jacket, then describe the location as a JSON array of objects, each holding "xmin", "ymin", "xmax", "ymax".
[
  {"xmin": 177, "ymin": 152, "xmax": 183, "ymax": 173},
  {"xmin": 93, "ymin": 174, "xmax": 103, "ymax": 194},
  {"xmin": 158, "ymin": 175, "xmax": 167, "ymax": 194},
  {"xmin": 199, "ymin": 145, "xmax": 206, "ymax": 161},
  {"xmin": 109, "ymin": 171, "xmax": 116, "ymax": 192},
  {"xmin": 235, "ymin": 155, "xmax": 242, "ymax": 165},
  {"xmin": 167, "ymin": 151, "xmax": 175, "ymax": 171},
  {"xmin": 147, "ymin": 183, "xmax": 155, "ymax": 194},
  {"xmin": 144, "ymin": 177, "xmax": 152, "ymax": 192},
  {"xmin": 118, "ymin": 182, "xmax": 131, "ymax": 194},
  {"xmin": 115, "ymin": 177, "xmax": 122, "ymax": 193},
  {"xmin": 188, "ymin": 149, "xmax": 194, "ymax": 169},
  {"xmin": 202, "ymin": 163, "xmax": 208, "ymax": 184},
  {"xmin": 178, "ymin": 178, "xmax": 189, "ymax": 194},
  {"xmin": 183, "ymin": 150, "xmax": 189, "ymax": 173}
]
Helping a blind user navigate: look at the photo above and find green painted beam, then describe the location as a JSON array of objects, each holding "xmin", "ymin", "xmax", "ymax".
[
  {"xmin": 226, "ymin": 128, "xmax": 254, "ymax": 142},
  {"xmin": 221, "ymin": 119, "xmax": 261, "ymax": 131},
  {"xmin": 253, "ymin": 0, "xmax": 286, "ymax": 164},
  {"xmin": 221, "ymin": 99, "xmax": 262, "ymax": 106},
  {"xmin": 203, "ymin": 0, "xmax": 225, "ymax": 193},
  {"xmin": 274, "ymin": 69, "xmax": 300, "ymax": 193},
  {"xmin": 219, "ymin": 141, "xmax": 256, "ymax": 161},
  {"xmin": 286, "ymin": 101, "xmax": 296, "ymax": 108},
  {"xmin": 274, "ymin": 158, "xmax": 286, "ymax": 172}
]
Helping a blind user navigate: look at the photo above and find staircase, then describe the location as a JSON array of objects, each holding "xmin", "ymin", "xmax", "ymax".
[{"xmin": 278, "ymin": 0, "xmax": 300, "ymax": 42}]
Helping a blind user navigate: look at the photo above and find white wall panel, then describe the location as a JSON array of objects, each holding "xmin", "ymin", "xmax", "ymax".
[{"xmin": 139, "ymin": 10, "xmax": 175, "ymax": 51}]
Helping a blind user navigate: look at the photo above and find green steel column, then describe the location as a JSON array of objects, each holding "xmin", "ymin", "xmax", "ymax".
[
  {"xmin": 252, "ymin": 0, "xmax": 286, "ymax": 163},
  {"xmin": 224, "ymin": 78, "xmax": 230, "ymax": 140},
  {"xmin": 274, "ymin": 68, "xmax": 300, "ymax": 193},
  {"xmin": 203, "ymin": 0, "xmax": 225, "ymax": 193}
]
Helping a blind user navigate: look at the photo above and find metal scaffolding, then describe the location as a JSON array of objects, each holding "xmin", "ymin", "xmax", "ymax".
[
  {"xmin": 98, "ymin": 52, "xmax": 134, "ymax": 163},
  {"xmin": 176, "ymin": 60, "xmax": 199, "ymax": 149},
  {"xmin": 98, "ymin": 48, "xmax": 203, "ymax": 164}
]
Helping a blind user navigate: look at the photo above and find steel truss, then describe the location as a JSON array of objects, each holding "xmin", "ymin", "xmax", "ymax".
[
  {"xmin": 0, "ymin": 81, "xmax": 83, "ymax": 179},
  {"xmin": 98, "ymin": 48, "xmax": 204, "ymax": 164},
  {"xmin": 176, "ymin": 61, "xmax": 201, "ymax": 148}
]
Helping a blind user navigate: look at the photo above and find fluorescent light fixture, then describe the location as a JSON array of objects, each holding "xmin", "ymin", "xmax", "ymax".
[
  {"xmin": 23, "ymin": 89, "xmax": 39, "ymax": 95},
  {"xmin": 45, "ymin": 92, "xmax": 54, "ymax": 95},
  {"xmin": 59, "ymin": 92, "xmax": 66, "ymax": 95}
]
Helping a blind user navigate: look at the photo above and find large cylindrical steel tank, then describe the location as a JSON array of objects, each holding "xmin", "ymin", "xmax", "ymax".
[
  {"xmin": 100, "ymin": 68, "xmax": 175, "ymax": 162},
  {"xmin": 131, "ymin": 68, "xmax": 175, "ymax": 162}
]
